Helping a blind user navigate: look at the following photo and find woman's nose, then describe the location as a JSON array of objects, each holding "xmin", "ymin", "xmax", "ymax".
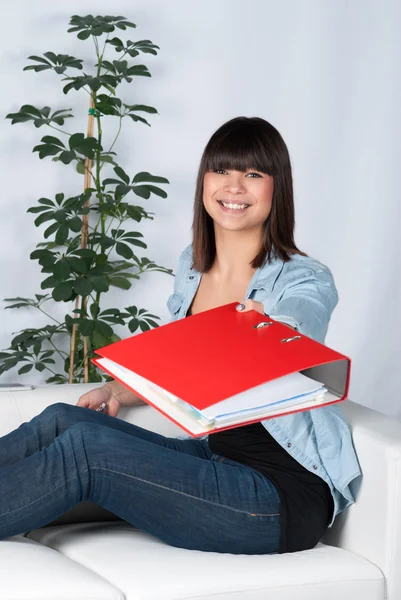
[{"xmin": 223, "ymin": 174, "xmax": 246, "ymax": 192}]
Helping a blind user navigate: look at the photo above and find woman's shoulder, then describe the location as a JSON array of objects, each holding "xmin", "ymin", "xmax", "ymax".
[
  {"xmin": 179, "ymin": 244, "xmax": 193, "ymax": 263},
  {"xmin": 282, "ymin": 251, "xmax": 333, "ymax": 274},
  {"xmin": 171, "ymin": 245, "xmax": 193, "ymax": 288},
  {"xmin": 258, "ymin": 250, "xmax": 336, "ymax": 288}
]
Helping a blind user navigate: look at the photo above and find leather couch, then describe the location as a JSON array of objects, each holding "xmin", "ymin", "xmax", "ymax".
[{"xmin": 1, "ymin": 383, "xmax": 400, "ymax": 600}]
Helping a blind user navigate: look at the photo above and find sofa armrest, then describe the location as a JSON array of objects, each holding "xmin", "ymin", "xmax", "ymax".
[
  {"xmin": 0, "ymin": 383, "xmax": 184, "ymax": 438},
  {"xmin": 323, "ymin": 400, "xmax": 401, "ymax": 600},
  {"xmin": 0, "ymin": 383, "xmax": 100, "ymax": 437}
]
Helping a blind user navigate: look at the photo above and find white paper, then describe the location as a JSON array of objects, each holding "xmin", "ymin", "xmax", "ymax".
[
  {"xmin": 200, "ymin": 371, "xmax": 325, "ymax": 419},
  {"xmin": 95, "ymin": 357, "xmax": 340, "ymax": 436},
  {"xmin": 96, "ymin": 358, "xmax": 324, "ymax": 420}
]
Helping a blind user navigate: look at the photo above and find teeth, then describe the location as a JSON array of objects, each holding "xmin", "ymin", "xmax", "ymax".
[{"xmin": 221, "ymin": 202, "xmax": 248, "ymax": 210}]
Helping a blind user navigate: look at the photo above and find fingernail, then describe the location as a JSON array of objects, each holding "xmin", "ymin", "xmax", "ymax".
[{"xmin": 237, "ymin": 303, "xmax": 245, "ymax": 311}]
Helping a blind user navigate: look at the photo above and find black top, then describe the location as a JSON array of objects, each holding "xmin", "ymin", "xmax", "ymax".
[{"xmin": 186, "ymin": 308, "xmax": 333, "ymax": 553}]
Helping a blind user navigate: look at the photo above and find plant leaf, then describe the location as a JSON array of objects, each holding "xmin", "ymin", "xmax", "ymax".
[
  {"xmin": 109, "ymin": 276, "xmax": 131, "ymax": 290},
  {"xmin": 89, "ymin": 276, "xmax": 109, "ymax": 293},
  {"xmin": 26, "ymin": 55, "xmax": 52, "ymax": 66},
  {"xmin": 77, "ymin": 30, "xmax": 91, "ymax": 40},
  {"xmin": 41, "ymin": 135, "xmax": 65, "ymax": 147},
  {"xmin": 18, "ymin": 364, "xmax": 33, "ymax": 375},
  {"xmin": 78, "ymin": 319, "xmax": 94, "ymax": 335},
  {"xmin": 73, "ymin": 277, "xmax": 93, "ymax": 296},
  {"xmin": 114, "ymin": 166, "xmax": 130, "ymax": 184},
  {"xmin": 52, "ymin": 281, "xmax": 74, "ymax": 301},
  {"xmin": 132, "ymin": 171, "xmax": 169, "ymax": 184}
]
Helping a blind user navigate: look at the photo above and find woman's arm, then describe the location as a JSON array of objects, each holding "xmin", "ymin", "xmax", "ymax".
[
  {"xmin": 237, "ymin": 265, "xmax": 338, "ymax": 344},
  {"xmin": 104, "ymin": 380, "xmax": 146, "ymax": 407}
]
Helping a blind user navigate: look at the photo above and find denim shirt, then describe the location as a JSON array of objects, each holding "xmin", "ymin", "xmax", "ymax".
[{"xmin": 167, "ymin": 244, "xmax": 362, "ymax": 527}]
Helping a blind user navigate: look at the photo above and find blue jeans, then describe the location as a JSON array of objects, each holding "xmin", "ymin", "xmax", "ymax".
[{"xmin": 0, "ymin": 402, "xmax": 280, "ymax": 554}]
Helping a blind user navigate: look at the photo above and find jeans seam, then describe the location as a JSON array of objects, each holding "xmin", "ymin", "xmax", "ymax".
[{"xmin": 91, "ymin": 466, "xmax": 279, "ymax": 517}]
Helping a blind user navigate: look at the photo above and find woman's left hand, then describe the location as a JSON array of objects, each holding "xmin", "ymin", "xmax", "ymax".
[{"xmin": 236, "ymin": 299, "xmax": 265, "ymax": 315}]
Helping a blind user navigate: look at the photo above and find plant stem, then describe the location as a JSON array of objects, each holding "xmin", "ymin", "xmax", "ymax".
[
  {"xmin": 95, "ymin": 115, "xmax": 104, "ymax": 236},
  {"xmin": 36, "ymin": 305, "xmax": 62, "ymax": 325},
  {"xmin": 100, "ymin": 33, "xmax": 110, "ymax": 60},
  {"xmin": 80, "ymin": 79, "xmax": 98, "ymax": 381},
  {"xmin": 108, "ymin": 117, "xmax": 123, "ymax": 156},
  {"xmin": 80, "ymin": 160, "xmax": 97, "ymax": 186},
  {"xmin": 48, "ymin": 338, "xmax": 69, "ymax": 361},
  {"xmin": 93, "ymin": 38, "xmax": 106, "ymax": 240},
  {"xmin": 104, "ymin": 215, "xmax": 118, "ymax": 236},
  {"xmin": 93, "ymin": 35, "xmax": 100, "ymax": 59},
  {"xmin": 41, "ymin": 365, "xmax": 59, "ymax": 376},
  {"xmin": 74, "ymin": 296, "xmax": 91, "ymax": 382},
  {"xmin": 47, "ymin": 124, "xmax": 72, "ymax": 137}
]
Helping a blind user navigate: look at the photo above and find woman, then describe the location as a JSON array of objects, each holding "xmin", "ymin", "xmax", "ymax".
[{"xmin": 0, "ymin": 117, "xmax": 361, "ymax": 554}]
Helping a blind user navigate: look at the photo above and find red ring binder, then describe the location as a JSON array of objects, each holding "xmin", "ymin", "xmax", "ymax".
[{"xmin": 92, "ymin": 301, "xmax": 351, "ymax": 437}]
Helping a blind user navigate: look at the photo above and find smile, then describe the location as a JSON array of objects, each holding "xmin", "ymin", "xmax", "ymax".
[{"xmin": 218, "ymin": 200, "xmax": 250, "ymax": 212}]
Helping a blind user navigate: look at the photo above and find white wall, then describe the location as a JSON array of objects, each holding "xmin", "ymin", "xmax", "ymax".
[{"xmin": 1, "ymin": 0, "xmax": 400, "ymax": 418}]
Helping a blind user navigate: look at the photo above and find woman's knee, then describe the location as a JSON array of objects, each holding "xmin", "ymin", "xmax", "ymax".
[
  {"xmin": 59, "ymin": 422, "xmax": 105, "ymax": 468},
  {"xmin": 43, "ymin": 401, "xmax": 75, "ymax": 416},
  {"xmin": 62, "ymin": 421, "xmax": 101, "ymax": 448},
  {"xmin": 41, "ymin": 402, "xmax": 81, "ymax": 431}
]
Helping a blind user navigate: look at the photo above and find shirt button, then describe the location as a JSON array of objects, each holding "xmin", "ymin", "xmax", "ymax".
[
  {"xmin": 287, "ymin": 443, "xmax": 292, "ymax": 448},
  {"xmin": 189, "ymin": 276, "xmax": 194, "ymax": 280},
  {"xmin": 313, "ymin": 465, "xmax": 318, "ymax": 470}
]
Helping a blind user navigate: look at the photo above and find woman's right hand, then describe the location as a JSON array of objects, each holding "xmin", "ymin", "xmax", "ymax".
[{"xmin": 76, "ymin": 384, "xmax": 122, "ymax": 418}]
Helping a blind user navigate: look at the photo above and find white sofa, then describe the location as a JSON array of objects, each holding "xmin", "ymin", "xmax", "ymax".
[{"xmin": 1, "ymin": 384, "xmax": 400, "ymax": 600}]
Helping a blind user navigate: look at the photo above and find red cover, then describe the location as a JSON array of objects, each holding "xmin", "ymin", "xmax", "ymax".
[{"xmin": 92, "ymin": 302, "xmax": 351, "ymax": 436}]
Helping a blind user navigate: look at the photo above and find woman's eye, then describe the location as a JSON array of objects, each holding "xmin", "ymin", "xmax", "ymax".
[{"xmin": 214, "ymin": 169, "xmax": 261, "ymax": 177}]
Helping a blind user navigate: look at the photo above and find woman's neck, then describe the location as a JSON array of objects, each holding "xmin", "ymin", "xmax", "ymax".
[{"xmin": 211, "ymin": 230, "xmax": 262, "ymax": 282}]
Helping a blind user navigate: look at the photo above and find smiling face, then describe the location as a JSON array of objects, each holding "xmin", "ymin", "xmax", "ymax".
[
  {"xmin": 191, "ymin": 117, "xmax": 298, "ymax": 273},
  {"xmin": 202, "ymin": 168, "xmax": 274, "ymax": 234}
]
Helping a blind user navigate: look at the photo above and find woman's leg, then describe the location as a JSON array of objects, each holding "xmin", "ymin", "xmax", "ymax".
[
  {"xmin": 0, "ymin": 405, "xmax": 280, "ymax": 554},
  {"xmin": 0, "ymin": 402, "xmax": 211, "ymax": 469}
]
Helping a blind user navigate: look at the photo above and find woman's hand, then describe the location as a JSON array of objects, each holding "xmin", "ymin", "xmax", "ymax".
[
  {"xmin": 236, "ymin": 300, "xmax": 296, "ymax": 330},
  {"xmin": 76, "ymin": 383, "xmax": 123, "ymax": 418},
  {"xmin": 236, "ymin": 300, "xmax": 265, "ymax": 315}
]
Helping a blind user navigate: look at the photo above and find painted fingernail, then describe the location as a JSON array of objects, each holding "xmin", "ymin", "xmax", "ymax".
[{"xmin": 237, "ymin": 303, "xmax": 245, "ymax": 311}]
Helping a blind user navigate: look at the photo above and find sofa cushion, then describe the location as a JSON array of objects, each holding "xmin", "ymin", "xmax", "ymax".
[
  {"xmin": 1, "ymin": 534, "xmax": 123, "ymax": 599},
  {"xmin": 27, "ymin": 521, "xmax": 384, "ymax": 600}
]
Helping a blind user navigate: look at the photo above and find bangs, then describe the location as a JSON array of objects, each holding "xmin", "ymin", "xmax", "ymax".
[{"xmin": 203, "ymin": 122, "xmax": 275, "ymax": 175}]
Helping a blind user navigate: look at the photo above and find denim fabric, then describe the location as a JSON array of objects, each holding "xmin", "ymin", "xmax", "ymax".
[
  {"xmin": 167, "ymin": 244, "xmax": 362, "ymax": 526},
  {"xmin": 0, "ymin": 402, "xmax": 280, "ymax": 554}
]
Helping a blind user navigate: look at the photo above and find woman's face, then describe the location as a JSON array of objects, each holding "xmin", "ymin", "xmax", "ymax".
[{"xmin": 203, "ymin": 168, "xmax": 274, "ymax": 232}]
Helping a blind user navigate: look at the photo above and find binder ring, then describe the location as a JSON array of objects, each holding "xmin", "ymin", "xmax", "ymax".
[
  {"xmin": 280, "ymin": 335, "xmax": 302, "ymax": 343},
  {"xmin": 253, "ymin": 321, "xmax": 274, "ymax": 329}
]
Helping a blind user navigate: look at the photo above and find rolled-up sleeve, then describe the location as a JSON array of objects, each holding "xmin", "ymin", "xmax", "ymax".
[
  {"xmin": 166, "ymin": 246, "xmax": 190, "ymax": 319},
  {"xmin": 264, "ymin": 267, "xmax": 339, "ymax": 344}
]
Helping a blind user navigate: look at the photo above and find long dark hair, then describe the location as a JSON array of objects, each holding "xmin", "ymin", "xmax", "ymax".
[{"xmin": 191, "ymin": 116, "xmax": 307, "ymax": 272}]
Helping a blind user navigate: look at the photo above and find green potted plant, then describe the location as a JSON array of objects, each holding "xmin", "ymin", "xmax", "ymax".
[{"xmin": 0, "ymin": 14, "xmax": 173, "ymax": 384}]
